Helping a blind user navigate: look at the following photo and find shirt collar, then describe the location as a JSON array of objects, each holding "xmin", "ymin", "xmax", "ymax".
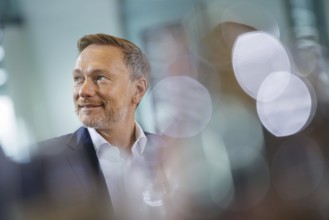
[
  {"xmin": 132, "ymin": 122, "xmax": 147, "ymax": 156},
  {"xmin": 87, "ymin": 121, "xmax": 147, "ymax": 157},
  {"xmin": 87, "ymin": 127, "xmax": 108, "ymax": 154}
]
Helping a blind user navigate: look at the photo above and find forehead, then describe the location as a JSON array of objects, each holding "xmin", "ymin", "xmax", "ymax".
[
  {"xmin": 75, "ymin": 44, "xmax": 128, "ymax": 72},
  {"xmin": 78, "ymin": 44, "xmax": 124, "ymax": 61}
]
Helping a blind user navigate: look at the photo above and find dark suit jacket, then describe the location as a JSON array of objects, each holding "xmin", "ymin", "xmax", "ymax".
[{"xmin": 20, "ymin": 126, "xmax": 165, "ymax": 220}]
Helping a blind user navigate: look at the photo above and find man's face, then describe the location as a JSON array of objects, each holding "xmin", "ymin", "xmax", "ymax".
[{"xmin": 72, "ymin": 44, "xmax": 135, "ymax": 129}]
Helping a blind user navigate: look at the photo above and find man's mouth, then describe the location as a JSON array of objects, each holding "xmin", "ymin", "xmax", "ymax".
[{"xmin": 79, "ymin": 104, "xmax": 103, "ymax": 109}]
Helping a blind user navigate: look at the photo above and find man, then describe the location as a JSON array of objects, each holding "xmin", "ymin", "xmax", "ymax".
[
  {"xmin": 73, "ymin": 33, "xmax": 149, "ymax": 151},
  {"xmin": 21, "ymin": 34, "xmax": 165, "ymax": 220}
]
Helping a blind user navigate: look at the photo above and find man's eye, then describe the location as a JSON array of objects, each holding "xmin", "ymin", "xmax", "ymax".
[
  {"xmin": 96, "ymin": 75, "xmax": 106, "ymax": 81},
  {"xmin": 73, "ymin": 76, "xmax": 83, "ymax": 83}
]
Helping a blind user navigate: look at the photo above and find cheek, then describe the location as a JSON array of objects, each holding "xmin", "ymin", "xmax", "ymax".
[
  {"xmin": 73, "ymin": 85, "xmax": 80, "ymax": 95},
  {"xmin": 72, "ymin": 89, "xmax": 79, "ymax": 101}
]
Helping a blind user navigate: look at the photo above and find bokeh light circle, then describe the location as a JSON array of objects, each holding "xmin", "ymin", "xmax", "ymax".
[
  {"xmin": 257, "ymin": 72, "xmax": 315, "ymax": 137},
  {"xmin": 232, "ymin": 31, "xmax": 291, "ymax": 99},
  {"xmin": 150, "ymin": 76, "xmax": 212, "ymax": 138},
  {"xmin": 256, "ymin": 71, "xmax": 291, "ymax": 102}
]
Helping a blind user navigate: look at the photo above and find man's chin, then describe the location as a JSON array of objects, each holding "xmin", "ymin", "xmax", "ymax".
[
  {"xmin": 82, "ymin": 122, "xmax": 102, "ymax": 129},
  {"xmin": 79, "ymin": 117, "xmax": 110, "ymax": 129},
  {"xmin": 79, "ymin": 116, "xmax": 100, "ymax": 128}
]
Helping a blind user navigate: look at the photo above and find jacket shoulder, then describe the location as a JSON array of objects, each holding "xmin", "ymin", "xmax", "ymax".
[
  {"xmin": 35, "ymin": 127, "xmax": 89, "ymax": 155},
  {"xmin": 36, "ymin": 133, "xmax": 76, "ymax": 156}
]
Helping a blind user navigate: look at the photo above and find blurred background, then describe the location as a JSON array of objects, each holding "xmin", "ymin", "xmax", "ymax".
[
  {"xmin": 2, "ymin": 0, "xmax": 329, "ymax": 219},
  {"xmin": 1, "ymin": 0, "xmax": 327, "ymax": 157}
]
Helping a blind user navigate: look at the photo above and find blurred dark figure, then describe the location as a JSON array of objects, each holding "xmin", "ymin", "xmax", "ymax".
[
  {"xmin": 18, "ymin": 138, "xmax": 113, "ymax": 220},
  {"xmin": 0, "ymin": 145, "xmax": 21, "ymax": 220}
]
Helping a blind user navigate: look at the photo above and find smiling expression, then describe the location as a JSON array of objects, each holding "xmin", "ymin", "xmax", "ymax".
[{"xmin": 73, "ymin": 44, "xmax": 136, "ymax": 129}]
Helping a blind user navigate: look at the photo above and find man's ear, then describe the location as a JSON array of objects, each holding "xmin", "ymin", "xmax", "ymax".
[{"xmin": 132, "ymin": 77, "xmax": 147, "ymax": 105}]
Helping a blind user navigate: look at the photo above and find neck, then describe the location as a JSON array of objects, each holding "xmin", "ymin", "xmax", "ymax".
[{"xmin": 96, "ymin": 119, "xmax": 136, "ymax": 151}]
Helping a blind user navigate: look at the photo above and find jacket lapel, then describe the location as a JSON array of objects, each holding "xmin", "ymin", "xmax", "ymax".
[
  {"xmin": 67, "ymin": 127, "xmax": 102, "ymax": 176},
  {"xmin": 65, "ymin": 127, "xmax": 113, "ymax": 213}
]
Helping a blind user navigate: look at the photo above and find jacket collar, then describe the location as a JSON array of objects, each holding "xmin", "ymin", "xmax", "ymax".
[
  {"xmin": 67, "ymin": 127, "xmax": 103, "ymax": 176},
  {"xmin": 67, "ymin": 126, "xmax": 92, "ymax": 150}
]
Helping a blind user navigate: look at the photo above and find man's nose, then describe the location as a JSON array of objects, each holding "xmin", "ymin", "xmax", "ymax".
[{"xmin": 79, "ymin": 79, "xmax": 96, "ymax": 97}]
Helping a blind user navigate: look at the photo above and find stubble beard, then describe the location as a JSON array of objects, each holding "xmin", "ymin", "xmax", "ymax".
[{"xmin": 76, "ymin": 105, "xmax": 128, "ymax": 130}]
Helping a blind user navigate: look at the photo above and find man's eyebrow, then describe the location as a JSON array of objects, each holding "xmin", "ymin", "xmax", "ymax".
[
  {"xmin": 91, "ymin": 69, "xmax": 115, "ymax": 78},
  {"xmin": 72, "ymin": 69, "xmax": 82, "ymax": 75},
  {"xmin": 92, "ymin": 69, "xmax": 106, "ymax": 74},
  {"xmin": 72, "ymin": 69, "xmax": 114, "ymax": 77}
]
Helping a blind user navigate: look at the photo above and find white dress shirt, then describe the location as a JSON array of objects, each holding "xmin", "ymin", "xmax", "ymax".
[{"xmin": 87, "ymin": 122, "xmax": 147, "ymax": 213}]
